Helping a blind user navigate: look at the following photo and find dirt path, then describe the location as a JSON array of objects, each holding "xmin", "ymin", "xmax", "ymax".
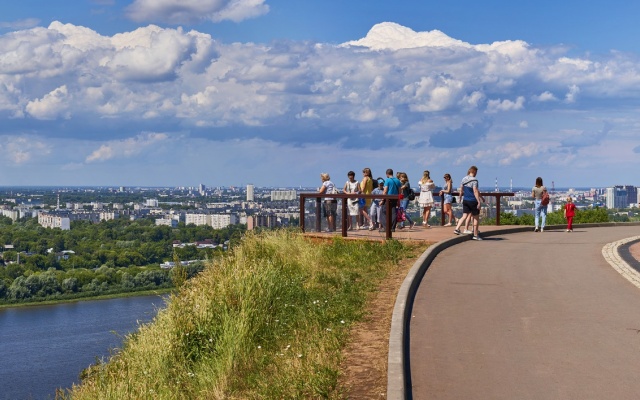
[{"xmin": 337, "ymin": 243, "xmax": 425, "ymax": 399}]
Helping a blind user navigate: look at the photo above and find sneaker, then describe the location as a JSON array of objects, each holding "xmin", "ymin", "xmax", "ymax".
[
  {"xmin": 410, "ymin": 221, "xmax": 416, "ymax": 229},
  {"xmin": 369, "ymin": 226, "xmax": 375, "ymax": 231},
  {"xmin": 541, "ymin": 228, "xmax": 544, "ymax": 232},
  {"xmin": 566, "ymin": 229, "xmax": 570, "ymax": 232},
  {"xmin": 569, "ymin": 229, "xmax": 573, "ymax": 232},
  {"xmin": 444, "ymin": 222, "xmax": 452, "ymax": 226},
  {"xmin": 534, "ymin": 227, "xmax": 539, "ymax": 232},
  {"xmin": 472, "ymin": 235, "xmax": 483, "ymax": 241},
  {"xmin": 453, "ymin": 229, "xmax": 461, "ymax": 235},
  {"xmin": 463, "ymin": 230, "xmax": 473, "ymax": 235}
]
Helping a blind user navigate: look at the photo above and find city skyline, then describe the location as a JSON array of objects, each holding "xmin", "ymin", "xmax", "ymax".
[{"xmin": 2, "ymin": 1, "xmax": 640, "ymax": 188}]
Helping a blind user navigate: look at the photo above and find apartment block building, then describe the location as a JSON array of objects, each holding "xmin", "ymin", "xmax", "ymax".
[{"xmin": 38, "ymin": 212, "xmax": 71, "ymax": 230}]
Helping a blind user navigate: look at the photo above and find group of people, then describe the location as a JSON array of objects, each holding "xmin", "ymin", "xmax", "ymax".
[
  {"xmin": 319, "ymin": 168, "xmax": 577, "ymax": 238},
  {"xmin": 318, "ymin": 167, "xmax": 462, "ymax": 234}
]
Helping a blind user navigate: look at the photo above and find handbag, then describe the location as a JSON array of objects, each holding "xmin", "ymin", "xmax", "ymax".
[
  {"xmin": 396, "ymin": 207, "xmax": 406, "ymax": 222},
  {"xmin": 451, "ymin": 194, "xmax": 457, "ymax": 204},
  {"xmin": 358, "ymin": 198, "xmax": 366, "ymax": 207}
]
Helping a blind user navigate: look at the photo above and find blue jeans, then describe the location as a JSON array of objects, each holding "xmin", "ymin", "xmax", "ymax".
[
  {"xmin": 535, "ymin": 200, "xmax": 547, "ymax": 228},
  {"xmin": 400, "ymin": 198, "xmax": 414, "ymax": 226}
]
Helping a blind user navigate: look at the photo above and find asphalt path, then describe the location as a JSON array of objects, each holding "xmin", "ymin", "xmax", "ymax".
[{"xmin": 409, "ymin": 225, "xmax": 640, "ymax": 400}]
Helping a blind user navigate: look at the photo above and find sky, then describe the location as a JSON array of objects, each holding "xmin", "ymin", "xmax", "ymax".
[{"xmin": 1, "ymin": 0, "xmax": 640, "ymax": 189}]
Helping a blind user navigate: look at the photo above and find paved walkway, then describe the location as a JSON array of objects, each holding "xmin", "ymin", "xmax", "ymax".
[{"xmin": 408, "ymin": 225, "xmax": 640, "ymax": 400}]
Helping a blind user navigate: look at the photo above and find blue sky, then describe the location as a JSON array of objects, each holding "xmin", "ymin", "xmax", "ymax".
[{"xmin": 1, "ymin": 0, "xmax": 640, "ymax": 189}]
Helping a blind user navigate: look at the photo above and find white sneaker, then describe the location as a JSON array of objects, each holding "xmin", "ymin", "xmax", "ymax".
[
  {"xmin": 472, "ymin": 235, "xmax": 483, "ymax": 241},
  {"xmin": 534, "ymin": 227, "xmax": 539, "ymax": 232},
  {"xmin": 463, "ymin": 230, "xmax": 473, "ymax": 235},
  {"xmin": 541, "ymin": 228, "xmax": 544, "ymax": 232}
]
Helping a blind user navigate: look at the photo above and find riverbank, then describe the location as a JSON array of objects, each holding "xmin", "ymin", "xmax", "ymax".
[
  {"xmin": 63, "ymin": 230, "xmax": 417, "ymax": 399},
  {"xmin": 0, "ymin": 288, "xmax": 173, "ymax": 310}
]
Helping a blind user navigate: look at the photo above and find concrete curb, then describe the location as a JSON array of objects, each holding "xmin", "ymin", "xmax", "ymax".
[
  {"xmin": 602, "ymin": 235, "xmax": 640, "ymax": 289},
  {"xmin": 386, "ymin": 221, "xmax": 640, "ymax": 399}
]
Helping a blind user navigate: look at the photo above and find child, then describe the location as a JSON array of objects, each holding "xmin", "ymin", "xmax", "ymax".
[
  {"xmin": 564, "ymin": 197, "xmax": 576, "ymax": 232},
  {"xmin": 369, "ymin": 178, "xmax": 385, "ymax": 230}
]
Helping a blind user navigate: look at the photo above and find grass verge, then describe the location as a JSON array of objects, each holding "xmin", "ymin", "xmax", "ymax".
[{"xmin": 61, "ymin": 229, "xmax": 416, "ymax": 399}]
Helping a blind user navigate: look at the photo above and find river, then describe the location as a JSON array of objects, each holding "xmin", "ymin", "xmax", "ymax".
[{"xmin": 0, "ymin": 294, "xmax": 167, "ymax": 400}]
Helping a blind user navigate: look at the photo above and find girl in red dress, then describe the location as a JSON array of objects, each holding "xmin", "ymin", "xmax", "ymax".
[{"xmin": 564, "ymin": 197, "xmax": 576, "ymax": 232}]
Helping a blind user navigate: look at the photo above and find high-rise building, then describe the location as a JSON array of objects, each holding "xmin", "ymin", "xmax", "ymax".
[
  {"xmin": 247, "ymin": 184, "xmax": 255, "ymax": 202},
  {"xmin": 606, "ymin": 186, "xmax": 628, "ymax": 209}
]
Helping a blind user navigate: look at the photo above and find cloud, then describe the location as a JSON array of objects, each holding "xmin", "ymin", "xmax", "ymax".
[
  {"xmin": 429, "ymin": 119, "xmax": 493, "ymax": 148},
  {"xmin": 2, "ymin": 20, "xmax": 640, "ymax": 185},
  {"xmin": 125, "ymin": 0, "xmax": 269, "ymax": 24},
  {"xmin": 486, "ymin": 96, "xmax": 525, "ymax": 113},
  {"xmin": 560, "ymin": 122, "xmax": 612, "ymax": 148},
  {"xmin": 0, "ymin": 18, "xmax": 40, "ymax": 30},
  {"xmin": 25, "ymin": 85, "xmax": 72, "ymax": 120},
  {"xmin": 85, "ymin": 132, "xmax": 169, "ymax": 163},
  {"xmin": 0, "ymin": 136, "xmax": 50, "ymax": 165},
  {"xmin": 532, "ymin": 91, "xmax": 558, "ymax": 102}
]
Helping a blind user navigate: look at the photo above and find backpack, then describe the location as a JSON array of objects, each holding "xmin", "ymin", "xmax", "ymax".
[
  {"xmin": 541, "ymin": 191, "xmax": 550, "ymax": 206},
  {"xmin": 408, "ymin": 189, "xmax": 416, "ymax": 201}
]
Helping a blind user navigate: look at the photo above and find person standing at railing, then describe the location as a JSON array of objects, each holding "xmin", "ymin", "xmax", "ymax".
[
  {"xmin": 343, "ymin": 171, "xmax": 361, "ymax": 231},
  {"xmin": 399, "ymin": 172, "xmax": 417, "ymax": 230},
  {"xmin": 380, "ymin": 168, "xmax": 402, "ymax": 232},
  {"xmin": 369, "ymin": 178, "xmax": 385, "ymax": 230},
  {"xmin": 319, "ymin": 173, "xmax": 337, "ymax": 232},
  {"xmin": 418, "ymin": 170, "xmax": 435, "ymax": 227},
  {"xmin": 359, "ymin": 168, "xmax": 374, "ymax": 230}
]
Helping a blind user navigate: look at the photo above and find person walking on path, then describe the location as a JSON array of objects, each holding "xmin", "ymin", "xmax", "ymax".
[
  {"xmin": 454, "ymin": 166, "xmax": 483, "ymax": 240},
  {"xmin": 564, "ymin": 196, "xmax": 576, "ymax": 232},
  {"xmin": 399, "ymin": 172, "xmax": 417, "ymax": 230},
  {"xmin": 532, "ymin": 177, "xmax": 548, "ymax": 232},
  {"xmin": 318, "ymin": 173, "xmax": 337, "ymax": 232},
  {"xmin": 359, "ymin": 168, "xmax": 374, "ymax": 230},
  {"xmin": 438, "ymin": 173, "xmax": 455, "ymax": 226},
  {"xmin": 418, "ymin": 170, "xmax": 435, "ymax": 227},
  {"xmin": 381, "ymin": 168, "xmax": 401, "ymax": 232}
]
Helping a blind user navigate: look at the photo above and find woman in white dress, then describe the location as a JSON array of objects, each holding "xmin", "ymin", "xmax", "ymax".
[
  {"xmin": 418, "ymin": 170, "xmax": 435, "ymax": 227},
  {"xmin": 343, "ymin": 171, "xmax": 361, "ymax": 230}
]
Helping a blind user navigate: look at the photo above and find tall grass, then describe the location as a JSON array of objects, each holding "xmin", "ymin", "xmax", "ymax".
[{"xmin": 62, "ymin": 230, "xmax": 411, "ymax": 399}]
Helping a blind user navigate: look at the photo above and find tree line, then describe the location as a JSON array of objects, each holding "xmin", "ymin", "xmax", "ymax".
[{"xmin": 0, "ymin": 216, "xmax": 245, "ymax": 304}]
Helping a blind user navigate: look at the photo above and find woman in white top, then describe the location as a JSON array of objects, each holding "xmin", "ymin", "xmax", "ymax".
[
  {"xmin": 343, "ymin": 171, "xmax": 361, "ymax": 230},
  {"xmin": 318, "ymin": 173, "xmax": 337, "ymax": 232},
  {"xmin": 418, "ymin": 170, "xmax": 435, "ymax": 227}
]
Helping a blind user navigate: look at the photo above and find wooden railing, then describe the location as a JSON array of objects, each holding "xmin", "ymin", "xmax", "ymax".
[
  {"xmin": 299, "ymin": 193, "xmax": 400, "ymax": 239},
  {"xmin": 299, "ymin": 191, "xmax": 515, "ymax": 239},
  {"xmin": 440, "ymin": 192, "xmax": 514, "ymax": 226}
]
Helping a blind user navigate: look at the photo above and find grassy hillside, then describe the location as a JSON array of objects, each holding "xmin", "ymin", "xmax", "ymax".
[{"xmin": 61, "ymin": 230, "xmax": 413, "ymax": 399}]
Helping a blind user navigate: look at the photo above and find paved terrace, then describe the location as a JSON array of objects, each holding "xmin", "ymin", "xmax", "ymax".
[{"xmin": 310, "ymin": 223, "xmax": 640, "ymax": 399}]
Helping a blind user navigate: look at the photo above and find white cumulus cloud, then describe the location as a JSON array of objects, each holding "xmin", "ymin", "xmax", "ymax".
[
  {"xmin": 85, "ymin": 132, "xmax": 169, "ymax": 163},
  {"xmin": 125, "ymin": 0, "xmax": 269, "ymax": 24}
]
